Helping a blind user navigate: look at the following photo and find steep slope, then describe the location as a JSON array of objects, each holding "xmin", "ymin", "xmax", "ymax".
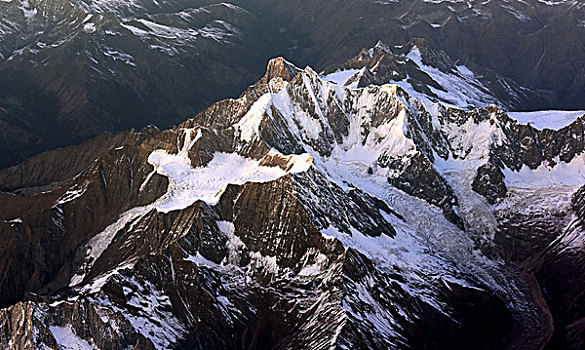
[{"xmin": 3, "ymin": 0, "xmax": 585, "ymax": 169}]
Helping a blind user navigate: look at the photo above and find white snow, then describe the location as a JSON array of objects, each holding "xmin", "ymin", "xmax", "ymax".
[
  {"xmin": 275, "ymin": 79, "xmax": 325, "ymax": 140},
  {"xmin": 405, "ymin": 46, "xmax": 496, "ymax": 109},
  {"xmin": 119, "ymin": 16, "xmax": 239, "ymax": 54},
  {"xmin": 70, "ymin": 127, "xmax": 312, "ymax": 288},
  {"xmin": 297, "ymin": 252, "xmax": 328, "ymax": 276},
  {"xmin": 249, "ymin": 251, "xmax": 279, "ymax": 275},
  {"xmin": 503, "ymin": 154, "xmax": 585, "ymax": 187},
  {"xmin": 55, "ymin": 58, "xmax": 585, "ymax": 347},
  {"xmin": 121, "ymin": 279, "xmax": 185, "ymax": 349},
  {"xmin": 254, "ymin": 69, "xmax": 554, "ymax": 326},
  {"xmin": 103, "ymin": 49, "xmax": 135, "ymax": 66},
  {"xmin": 216, "ymin": 220, "xmax": 235, "ymax": 234},
  {"xmin": 507, "ymin": 110, "xmax": 585, "ymax": 130},
  {"xmin": 49, "ymin": 325, "xmax": 95, "ymax": 350},
  {"xmin": 357, "ymin": 41, "xmax": 499, "ymax": 109},
  {"xmin": 184, "ymin": 253, "xmax": 222, "ymax": 270},
  {"xmin": 83, "ymin": 260, "xmax": 138, "ymax": 294},
  {"xmin": 56, "ymin": 187, "xmax": 86, "ymax": 205},
  {"xmin": 323, "ymin": 69, "xmax": 361, "ymax": 86},
  {"xmin": 234, "ymin": 93, "xmax": 272, "ymax": 142},
  {"xmin": 83, "ymin": 23, "xmax": 96, "ymax": 34},
  {"xmin": 217, "ymin": 221, "xmax": 246, "ymax": 266},
  {"xmin": 68, "ymin": 206, "xmax": 148, "ymax": 287},
  {"xmin": 148, "ymin": 147, "xmax": 313, "ymax": 212},
  {"xmin": 343, "ymin": 278, "xmax": 401, "ymax": 340},
  {"xmin": 19, "ymin": 0, "xmax": 37, "ymax": 19}
]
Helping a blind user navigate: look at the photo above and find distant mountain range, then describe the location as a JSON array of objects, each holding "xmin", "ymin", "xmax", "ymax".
[
  {"xmin": 0, "ymin": 0, "xmax": 289, "ymax": 168},
  {"xmin": 2, "ymin": 0, "xmax": 585, "ymax": 168}
]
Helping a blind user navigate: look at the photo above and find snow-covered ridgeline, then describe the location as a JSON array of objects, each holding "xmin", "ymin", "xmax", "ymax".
[
  {"xmin": 231, "ymin": 64, "xmax": 585, "ymax": 213},
  {"xmin": 322, "ymin": 67, "xmax": 585, "ymax": 189},
  {"xmin": 508, "ymin": 110, "xmax": 585, "ymax": 130},
  {"xmin": 69, "ymin": 65, "xmax": 585, "ymax": 294},
  {"xmin": 147, "ymin": 128, "xmax": 313, "ymax": 211},
  {"xmin": 324, "ymin": 44, "xmax": 499, "ymax": 109},
  {"xmin": 226, "ymin": 70, "xmax": 504, "ymax": 316}
]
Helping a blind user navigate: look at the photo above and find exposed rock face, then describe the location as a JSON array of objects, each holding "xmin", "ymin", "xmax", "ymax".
[
  {"xmin": 0, "ymin": 57, "xmax": 584, "ymax": 349},
  {"xmin": 536, "ymin": 186, "xmax": 585, "ymax": 349},
  {"xmin": 0, "ymin": 143, "xmax": 169, "ymax": 308},
  {"xmin": 472, "ymin": 163, "xmax": 507, "ymax": 204}
]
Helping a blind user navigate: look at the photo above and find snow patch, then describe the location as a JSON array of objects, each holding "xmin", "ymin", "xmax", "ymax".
[
  {"xmin": 148, "ymin": 128, "xmax": 312, "ymax": 212},
  {"xmin": 69, "ymin": 206, "xmax": 149, "ymax": 287},
  {"xmin": 49, "ymin": 325, "xmax": 95, "ymax": 350},
  {"xmin": 249, "ymin": 251, "xmax": 279, "ymax": 275},
  {"xmin": 121, "ymin": 279, "xmax": 185, "ymax": 349},
  {"xmin": 323, "ymin": 69, "xmax": 361, "ymax": 86},
  {"xmin": 19, "ymin": 0, "xmax": 37, "ymax": 19},
  {"xmin": 507, "ymin": 110, "xmax": 585, "ymax": 130},
  {"xmin": 298, "ymin": 252, "xmax": 328, "ymax": 276},
  {"xmin": 184, "ymin": 253, "xmax": 222, "ymax": 270},
  {"xmin": 503, "ymin": 154, "xmax": 585, "ymax": 187},
  {"xmin": 217, "ymin": 221, "xmax": 246, "ymax": 266},
  {"xmin": 404, "ymin": 46, "xmax": 496, "ymax": 109},
  {"xmin": 83, "ymin": 23, "xmax": 96, "ymax": 34},
  {"xmin": 149, "ymin": 150, "xmax": 313, "ymax": 211},
  {"xmin": 70, "ymin": 127, "xmax": 312, "ymax": 289},
  {"xmin": 103, "ymin": 49, "xmax": 135, "ymax": 67},
  {"xmin": 234, "ymin": 93, "xmax": 272, "ymax": 142},
  {"xmin": 56, "ymin": 187, "xmax": 86, "ymax": 205}
]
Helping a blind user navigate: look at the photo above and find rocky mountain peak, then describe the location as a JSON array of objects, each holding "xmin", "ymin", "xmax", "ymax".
[{"xmin": 258, "ymin": 57, "xmax": 302, "ymax": 86}]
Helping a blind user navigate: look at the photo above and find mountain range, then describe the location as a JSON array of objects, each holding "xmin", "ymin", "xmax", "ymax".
[
  {"xmin": 2, "ymin": 1, "xmax": 585, "ymax": 349},
  {"xmin": 2, "ymin": 0, "xmax": 585, "ymax": 168},
  {"xmin": 1, "ymin": 47, "xmax": 585, "ymax": 348}
]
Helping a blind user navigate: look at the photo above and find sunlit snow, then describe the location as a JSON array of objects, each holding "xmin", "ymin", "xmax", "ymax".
[
  {"xmin": 507, "ymin": 110, "xmax": 585, "ymax": 130},
  {"xmin": 148, "ymin": 128, "xmax": 313, "ymax": 211},
  {"xmin": 503, "ymin": 155, "xmax": 585, "ymax": 187},
  {"xmin": 69, "ymin": 127, "xmax": 313, "ymax": 288},
  {"xmin": 323, "ymin": 69, "xmax": 361, "ymax": 86}
]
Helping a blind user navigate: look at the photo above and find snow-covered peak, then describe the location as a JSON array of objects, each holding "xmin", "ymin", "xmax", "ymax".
[
  {"xmin": 331, "ymin": 39, "xmax": 546, "ymax": 111},
  {"xmin": 234, "ymin": 57, "xmax": 584, "ymax": 182},
  {"xmin": 230, "ymin": 59, "xmax": 585, "ymax": 226}
]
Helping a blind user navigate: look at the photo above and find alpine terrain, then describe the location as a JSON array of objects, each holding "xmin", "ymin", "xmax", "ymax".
[
  {"xmin": 1, "ymin": 32, "xmax": 585, "ymax": 349},
  {"xmin": 2, "ymin": 0, "xmax": 585, "ymax": 167}
]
